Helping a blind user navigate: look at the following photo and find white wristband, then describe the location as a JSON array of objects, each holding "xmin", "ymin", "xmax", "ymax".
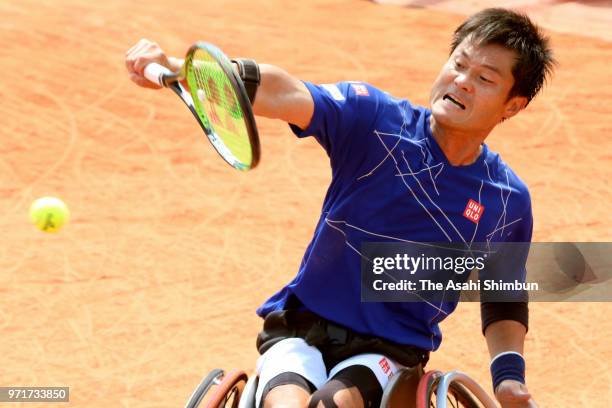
[{"xmin": 490, "ymin": 351, "xmax": 524, "ymax": 367}]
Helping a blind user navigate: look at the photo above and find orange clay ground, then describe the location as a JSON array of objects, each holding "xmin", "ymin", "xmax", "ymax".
[{"xmin": 0, "ymin": 0, "xmax": 610, "ymax": 406}]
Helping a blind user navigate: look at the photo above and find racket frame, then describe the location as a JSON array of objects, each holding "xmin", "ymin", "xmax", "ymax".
[{"xmin": 144, "ymin": 42, "xmax": 260, "ymax": 170}]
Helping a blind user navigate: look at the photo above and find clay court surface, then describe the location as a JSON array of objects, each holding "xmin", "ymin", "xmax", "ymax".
[{"xmin": 0, "ymin": 0, "xmax": 610, "ymax": 406}]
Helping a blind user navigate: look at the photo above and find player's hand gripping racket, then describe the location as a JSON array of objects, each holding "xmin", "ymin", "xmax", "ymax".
[{"xmin": 144, "ymin": 43, "xmax": 260, "ymax": 170}]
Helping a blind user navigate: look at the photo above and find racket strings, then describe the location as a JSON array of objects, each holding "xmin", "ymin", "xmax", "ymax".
[{"xmin": 186, "ymin": 49, "xmax": 252, "ymax": 166}]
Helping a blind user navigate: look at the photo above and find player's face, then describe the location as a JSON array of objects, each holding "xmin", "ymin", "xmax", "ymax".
[{"xmin": 430, "ymin": 39, "xmax": 527, "ymax": 133}]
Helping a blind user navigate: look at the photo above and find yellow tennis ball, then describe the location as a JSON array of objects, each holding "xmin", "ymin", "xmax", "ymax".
[{"xmin": 29, "ymin": 197, "xmax": 70, "ymax": 233}]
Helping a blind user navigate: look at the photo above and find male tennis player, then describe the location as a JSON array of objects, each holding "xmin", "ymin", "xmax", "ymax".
[{"xmin": 126, "ymin": 8, "xmax": 553, "ymax": 408}]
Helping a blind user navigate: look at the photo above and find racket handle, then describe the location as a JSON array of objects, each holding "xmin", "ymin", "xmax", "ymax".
[{"xmin": 144, "ymin": 63, "xmax": 173, "ymax": 86}]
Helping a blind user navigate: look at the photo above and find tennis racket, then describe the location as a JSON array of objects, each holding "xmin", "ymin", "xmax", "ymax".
[{"xmin": 144, "ymin": 42, "xmax": 260, "ymax": 171}]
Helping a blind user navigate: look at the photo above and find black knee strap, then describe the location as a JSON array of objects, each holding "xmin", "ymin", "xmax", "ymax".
[
  {"xmin": 259, "ymin": 372, "xmax": 315, "ymax": 407},
  {"xmin": 308, "ymin": 381, "xmax": 341, "ymax": 408},
  {"xmin": 331, "ymin": 365, "xmax": 383, "ymax": 408},
  {"xmin": 308, "ymin": 365, "xmax": 382, "ymax": 408}
]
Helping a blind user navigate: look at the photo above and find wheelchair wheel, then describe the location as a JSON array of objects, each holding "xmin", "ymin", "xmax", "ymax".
[
  {"xmin": 416, "ymin": 370, "xmax": 443, "ymax": 407},
  {"xmin": 185, "ymin": 369, "xmax": 225, "ymax": 408},
  {"xmin": 237, "ymin": 374, "xmax": 258, "ymax": 408},
  {"xmin": 184, "ymin": 369, "xmax": 248, "ymax": 408},
  {"xmin": 415, "ymin": 370, "xmax": 486, "ymax": 408},
  {"xmin": 380, "ymin": 365, "xmax": 423, "ymax": 408}
]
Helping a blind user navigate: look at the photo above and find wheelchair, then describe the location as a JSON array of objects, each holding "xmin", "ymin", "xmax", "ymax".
[{"xmin": 182, "ymin": 365, "xmax": 498, "ymax": 408}]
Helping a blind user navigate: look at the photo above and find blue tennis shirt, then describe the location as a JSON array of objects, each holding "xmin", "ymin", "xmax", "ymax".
[{"xmin": 257, "ymin": 81, "xmax": 533, "ymax": 351}]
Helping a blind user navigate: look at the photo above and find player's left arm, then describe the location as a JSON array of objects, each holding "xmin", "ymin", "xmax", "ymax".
[
  {"xmin": 480, "ymin": 178, "xmax": 536, "ymax": 407},
  {"xmin": 485, "ymin": 319, "xmax": 537, "ymax": 408}
]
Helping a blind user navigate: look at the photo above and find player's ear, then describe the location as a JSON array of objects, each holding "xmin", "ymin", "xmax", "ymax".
[{"xmin": 502, "ymin": 95, "xmax": 528, "ymax": 120}]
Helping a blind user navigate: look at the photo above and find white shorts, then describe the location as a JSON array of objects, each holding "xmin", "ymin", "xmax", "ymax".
[{"xmin": 254, "ymin": 337, "xmax": 403, "ymax": 408}]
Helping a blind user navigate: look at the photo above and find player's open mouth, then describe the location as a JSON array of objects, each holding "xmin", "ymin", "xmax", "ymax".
[{"xmin": 443, "ymin": 94, "xmax": 465, "ymax": 110}]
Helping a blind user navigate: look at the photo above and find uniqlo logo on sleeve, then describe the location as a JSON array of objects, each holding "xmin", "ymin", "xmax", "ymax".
[
  {"xmin": 463, "ymin": 199, "xmax": 484, "ymax": 223},
  {"xmin": 350, "ymin": 83, "xmax": 369, "ymax": 96}
]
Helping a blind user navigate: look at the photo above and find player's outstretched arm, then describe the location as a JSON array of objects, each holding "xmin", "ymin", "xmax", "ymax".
[
  {"xmin": 125, "ymin": 39, "xmax": 314, "ymax": 129},
  {"xmin": 251, "ymin": 64, "xmax": 313, "ymax": 130}
]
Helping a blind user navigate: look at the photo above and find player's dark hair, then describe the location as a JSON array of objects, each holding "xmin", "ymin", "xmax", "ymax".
[{"xmin": 451, "ymin": 8, "xmax": 556, "ymax": 105}]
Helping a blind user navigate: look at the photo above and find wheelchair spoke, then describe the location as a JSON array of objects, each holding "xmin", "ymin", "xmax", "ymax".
[{"xmin": 446, "ymin": 392, "xmax": 455, "ymax": 407}]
